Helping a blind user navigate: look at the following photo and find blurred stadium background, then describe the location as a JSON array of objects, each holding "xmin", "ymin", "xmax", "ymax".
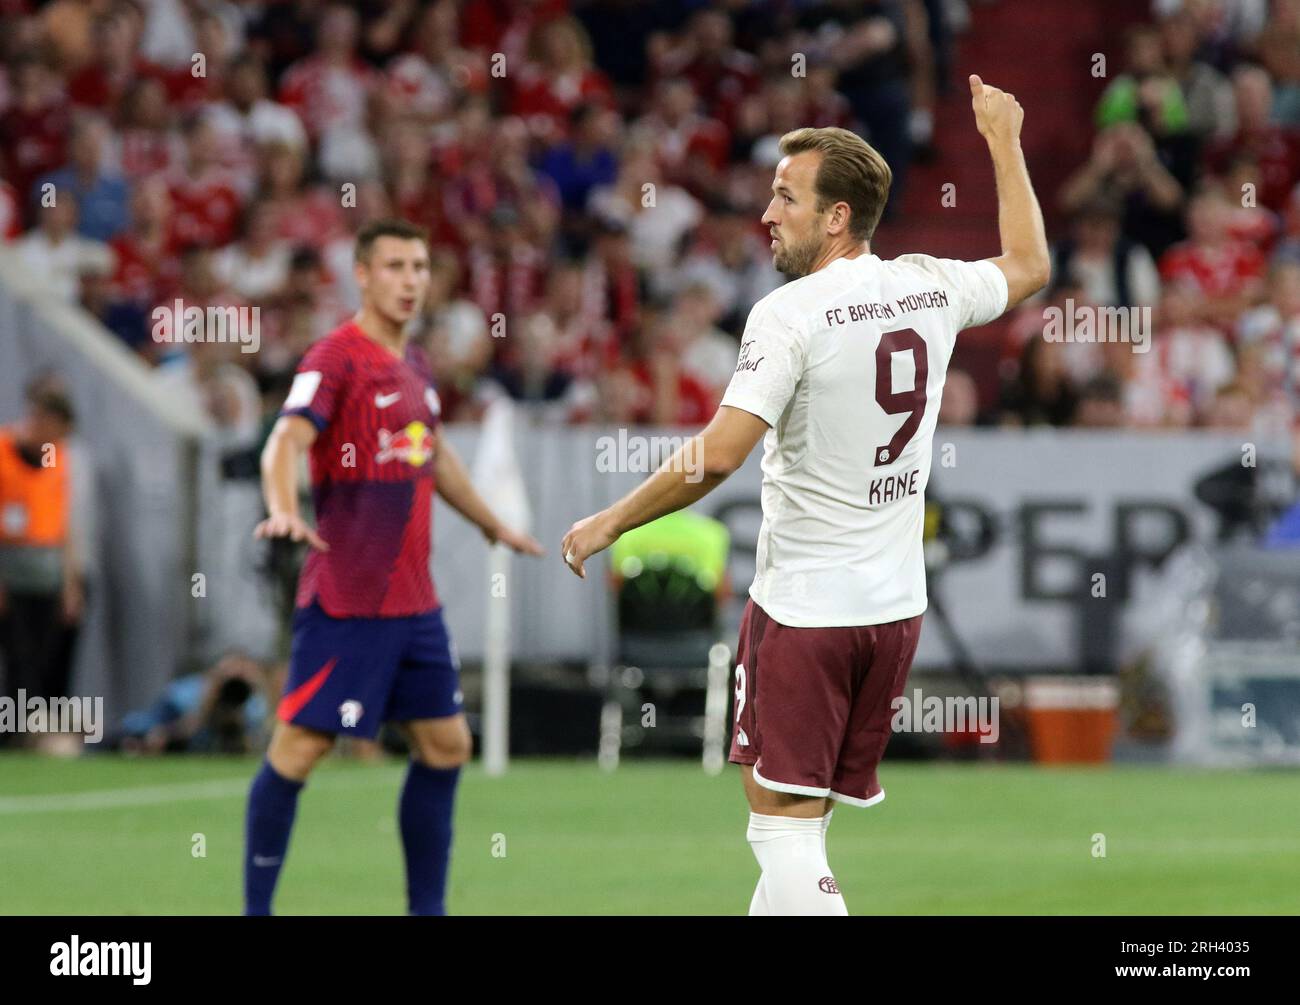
[{"xmin": 0, "ymin": 0, "xmax": 1297, "ymax": 914}]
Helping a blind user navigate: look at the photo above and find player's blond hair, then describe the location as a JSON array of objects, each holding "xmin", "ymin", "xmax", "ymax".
[{"xmin": 778, "ymin": 127, "xmax": 892, "ymax": 242}]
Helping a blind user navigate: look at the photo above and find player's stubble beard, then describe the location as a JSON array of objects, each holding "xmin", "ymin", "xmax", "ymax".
[{"xmin": 772, "ymin": 229, "xmax": 825, "ymax": 278}]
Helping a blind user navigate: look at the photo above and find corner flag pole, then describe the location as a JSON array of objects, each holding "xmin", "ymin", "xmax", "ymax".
[
  {"xmin": 483, "ymin": 543, "xmax": 511, "ymax": 776},
  {"xmin": 472, "ymin": 396, "xmax": 531, "ymax": 777}
]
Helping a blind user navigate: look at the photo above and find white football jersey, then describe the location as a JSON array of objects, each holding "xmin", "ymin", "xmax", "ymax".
[{"xmin": 720, "ymin": 253, "xmax": 1008, "ymax": 627}]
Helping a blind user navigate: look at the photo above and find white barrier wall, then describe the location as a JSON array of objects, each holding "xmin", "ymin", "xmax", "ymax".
[
  {"xmin": 436, "ymin": 424, "xmax": 1291, "ymax": 672},
  {"xmin": 3, "ymin": 237, "xmax": 1291, "ymax": 722}
]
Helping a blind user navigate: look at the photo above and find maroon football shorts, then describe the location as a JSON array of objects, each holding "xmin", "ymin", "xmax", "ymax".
[{"xmin": 728, "ymin": 598, "xmax": 923, "ymax": 806}]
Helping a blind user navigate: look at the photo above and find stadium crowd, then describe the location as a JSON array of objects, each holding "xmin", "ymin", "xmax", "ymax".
[
  {"xmin": 0, "ymin": 0, "xmax": 1296, "ymax": 442},
  {"xmin": 991, "ymin": 0, "xmax": 1300, "ymax": 437},
  {"xmin": 0, "ymin": 0, "xmax": 946, "ymax": 445}
]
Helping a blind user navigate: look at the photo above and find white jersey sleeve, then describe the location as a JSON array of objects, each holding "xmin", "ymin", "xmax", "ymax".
[
  {"xmin": 894, "ymin": 254, "xmax": 1009, "ymax": 332},
  {"xmin": 720, "ymin": 301, "xmax": 807, "ymax": 427}
]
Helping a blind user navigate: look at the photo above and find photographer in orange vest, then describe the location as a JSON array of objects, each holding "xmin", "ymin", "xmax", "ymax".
[{"xmin": 0, "ymin": 375, "xmax": 84, "ymax": 751}]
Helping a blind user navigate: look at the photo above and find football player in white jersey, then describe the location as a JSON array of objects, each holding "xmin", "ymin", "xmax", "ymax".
[{"xmin": 562, "ymin": 76, "xmax": 1049, "ymax": 915}]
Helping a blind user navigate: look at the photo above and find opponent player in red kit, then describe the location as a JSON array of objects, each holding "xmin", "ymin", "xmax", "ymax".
[
  {"xmin": 244, "ymin": 219, "xmax": 543, "ymax": 916},
  {"xmin": 562, "ymin": 78, "xmax": 1049, "ymax": 914}
]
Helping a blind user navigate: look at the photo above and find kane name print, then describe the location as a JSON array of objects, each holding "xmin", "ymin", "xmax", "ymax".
[{"xmin": 869, "ymin": 465, "xmax": 921, "ymax": 505}]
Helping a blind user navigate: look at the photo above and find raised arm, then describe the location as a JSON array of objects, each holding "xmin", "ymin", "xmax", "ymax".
[{"xmin": 970, "ymin": 74, "xmax": 1051, "ymax": 308}]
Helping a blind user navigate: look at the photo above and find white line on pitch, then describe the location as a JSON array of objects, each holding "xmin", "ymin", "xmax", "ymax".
[{"xmin": 0, "ymin": 769, "xmax": 401, "ymax": 815}]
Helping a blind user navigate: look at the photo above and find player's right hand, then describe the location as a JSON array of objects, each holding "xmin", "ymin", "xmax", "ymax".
[
  {"xmin": 560, "ymin": 510, "xmax": 619, "ymax": 580},
  {"xmin": 969, "ymin": 74, "xmax": 1023, "ymax": 147},
  {"xmin": 253, "ymin": 511, "xmax": 329, "ymax": 551}
]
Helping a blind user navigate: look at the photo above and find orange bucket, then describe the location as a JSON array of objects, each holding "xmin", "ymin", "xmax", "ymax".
[{"xmin": 1023, "ymin": 677, "xmax": 1119, "ymax": 763}]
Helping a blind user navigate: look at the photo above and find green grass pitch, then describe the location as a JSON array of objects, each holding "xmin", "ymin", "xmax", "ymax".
[{"xmin": 1, "ymin": 754, "xmax": 1297, "ymax": 915}]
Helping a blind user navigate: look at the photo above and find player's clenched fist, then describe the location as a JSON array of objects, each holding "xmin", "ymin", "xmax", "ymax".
[
  {"xmin": 969, "ymin": 74, "xmax": 1023, "ymax": 146},
  {"xmin": 253, "ymin": 511, "xmax": 329, "ymax": 551}
]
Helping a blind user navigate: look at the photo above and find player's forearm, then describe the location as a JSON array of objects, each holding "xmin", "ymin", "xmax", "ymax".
[
  {"xmin": 605, "ymin": 437, "xmax": 726, "ymax": 536},
  {"xmin": 989, "ymin": 140, "xmax": 1050, "ymax": 305},
  {"xmin": 260, "ymin": 430, "xmax": 302, "ymax": 519},
  {"xmin": 434, "ymin": 440, "xmax": 506, "ymax": 539}
]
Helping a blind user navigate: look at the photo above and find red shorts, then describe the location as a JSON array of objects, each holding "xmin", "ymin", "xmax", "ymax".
[{"xmin": 728, "ymin": 598, "xmax": 923, "ymax": 807}]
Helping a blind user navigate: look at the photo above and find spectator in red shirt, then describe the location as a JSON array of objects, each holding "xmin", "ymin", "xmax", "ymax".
[
  {"xmin": 385, "ymin": 0, "xmax": 482, "ymax": 124},
  {"xmin": 582, "ymin": 217, "xmax": 642, "ymax": 358},
  {"xmin": 1206, "ymin": 65, "xmax": 1300, "ymax": 212},
  {"xmin": 0, "ymin": 180, "xmax": 21, "ymax": 241},
  {"xmin": 622, "ymin": 304, "xmax": 719, "ymax": 427},
  {"xmin": 460, "ymin": 0, "xmax": 569, "ymax": 71},
  {"xmin": 1159, "ymin": 186, "xmax": 1267, "ymax": 331},
  {"xmin": 118, "ymin": 76, "xmax": 184, "ymax": 182},
  {"xmin": 447, "ymin": 113, "xmax": 559, "ymax": 251},
  {"xmin": 256, "ymin": 140, "xmax": 344, "ymax": 250},
  {"xmin": 534, "ymin": 258, "xmax": 615, "ymax": 382},
  {"xmin": 1217, "ymin": 151, "xmax": 1284, "ymax": 253},
  {"xmin": 160, "ymin": 9, "xmax": 233, "ymax": 114},
  {"xmin": 110, "ymin": 176, "xmax": 180, "ymax": 310},
  {"xmin": 168, "ymin": 117, "xmax": 244, "ymax": 249},
  {"xmin": 383, "ymin": 116, "xmax": 459, "ymax": 251},
  {"xmin": 65, "ymin": 6, "xmax": 165, "ymax": 112},
  {"xmin": 0, "ymin": 57, "xmax": 70, "ymax": 220},
  {"xmin": 465, "ymin": 202, "xmax": 549, "ymax": 328},
  {"xmin": 278, "ymin": 4, "xmax": 377, "ymax": 142},
  {"xmin": 510, "ymin": 16, "xmax": 614, "ymax": 144},
  {"xmin": 634, "ymin": 78, "xmax": 730, "ymax": 200},
  {"xmin": 652, "ymin": 9, "xmax": 759, "ymax": 133}
]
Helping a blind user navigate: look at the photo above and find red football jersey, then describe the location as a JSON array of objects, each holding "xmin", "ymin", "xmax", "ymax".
[
  {"xmin": 168, "ymin": 168, "xmax": 243, "ymax": 248},
  {"xmin": 1158, "ymin": 240, "xmax": 1265, "ymax": 300},
  {"xmin": 281, "ymin": 321, "xmax": 442, "ymax": 617}
]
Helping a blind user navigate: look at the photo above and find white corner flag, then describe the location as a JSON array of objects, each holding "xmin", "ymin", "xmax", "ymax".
[{"xmin": 471, "ymin": 395, "xmax": 531, "ymax": 776}]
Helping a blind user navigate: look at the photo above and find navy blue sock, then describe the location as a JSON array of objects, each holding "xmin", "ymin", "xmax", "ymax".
[
  {"xmin": 399, "ymin": 760, "xmax": 459, "ymax": 916},
  {"xmin": 243, "ymin": 761, "xmax": 304, "ymax": 916}
]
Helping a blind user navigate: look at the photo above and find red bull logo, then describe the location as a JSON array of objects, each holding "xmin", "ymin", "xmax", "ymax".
[{"xmin": 376, "ymin": 422, "xmax": 435, "ymax": 467}]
